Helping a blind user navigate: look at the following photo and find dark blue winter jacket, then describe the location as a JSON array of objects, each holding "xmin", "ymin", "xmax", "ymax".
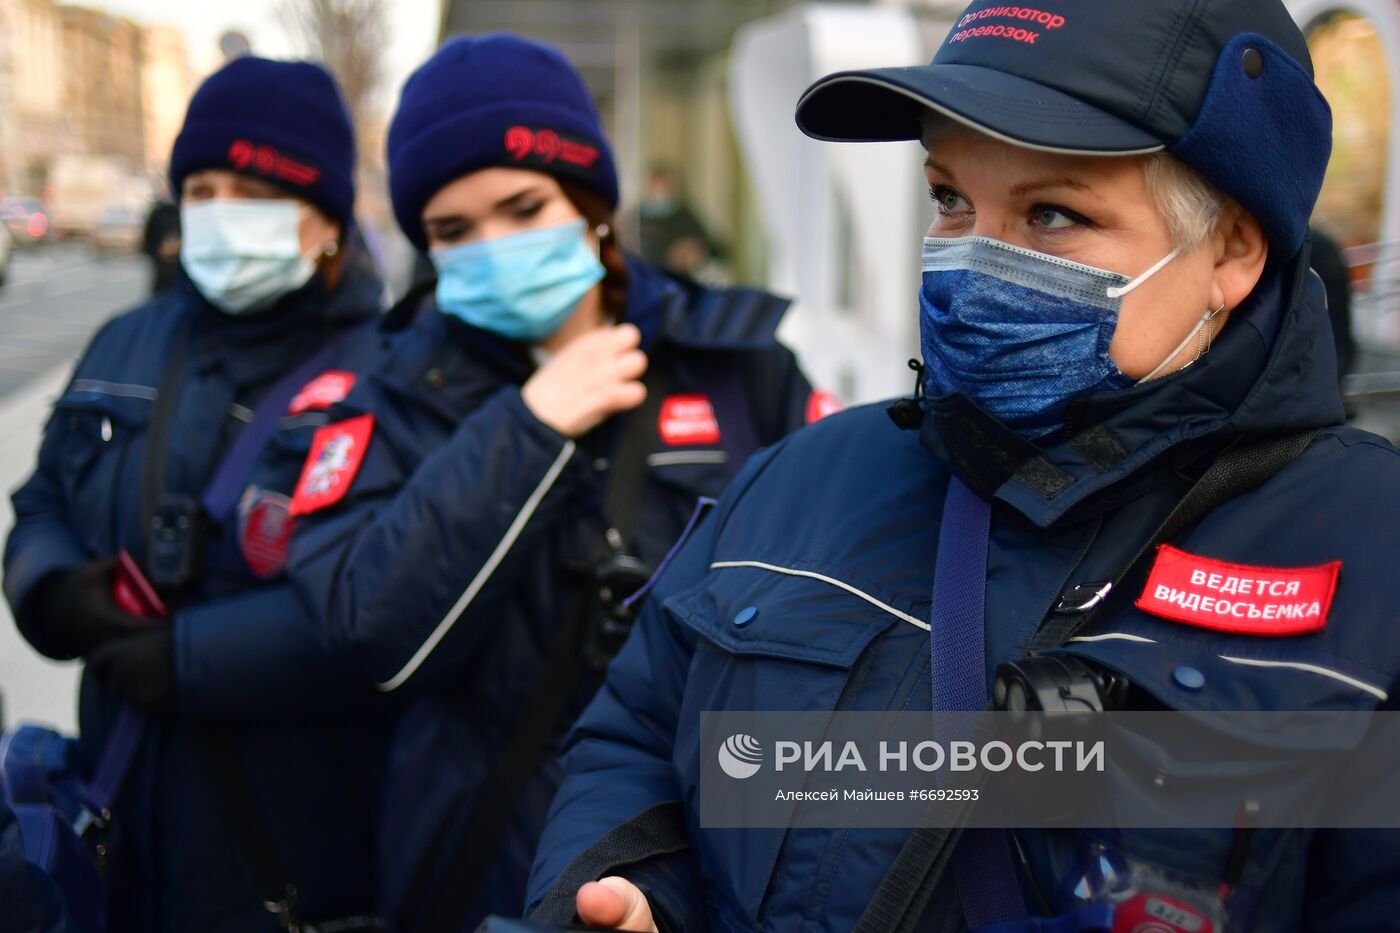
[
  {"xmin": 525, "ymin": 245, "xmax": 1400, "ymax": 931},
  {"xmin": 285, "ymin": 256, "xmax": 818, "ymax": 930},
  {"xmin": 4, "ymin": 255, "xmax": 390, "ymax": 932}
]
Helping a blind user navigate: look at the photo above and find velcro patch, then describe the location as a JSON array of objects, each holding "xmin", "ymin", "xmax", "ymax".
[
  {"xmin": 1135, "ymin": 545, "xmax": 1340, "ymax": 636},
  {"xmin": 805, "ymin": 390, "xmax": 843, "ymax": 424},
  {"xmin": 289, "ymin": 370, "xmax": 356, "ymax": 415},
  {"xmin": 658, "ymin": 394, "xmax": 721, "ymax": 446},
  {"xmin": 290, "ymin": 414, "xmax": 374, "ymax": 517}
]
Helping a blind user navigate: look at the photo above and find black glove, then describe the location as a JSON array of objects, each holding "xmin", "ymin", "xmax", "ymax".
[
  {"xmin": 88, "ymin": 628, "xmax": 176, "ymax": 717},
  {"xmin": 25, "ymin": 559, "xmax": 148, "ymax": 659}
]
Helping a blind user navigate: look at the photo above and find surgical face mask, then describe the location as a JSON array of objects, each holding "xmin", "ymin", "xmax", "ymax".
[
  {"xmin": 180, "ymin": 200, "xmax": 320, "ymax": 315},
  {"xmin": 431, "ymin": 218, "xmax": 605, "ymax": 342},
  {"xmin": 920, "ymin": 235, "xmax": 1184, "ymax": 439}
]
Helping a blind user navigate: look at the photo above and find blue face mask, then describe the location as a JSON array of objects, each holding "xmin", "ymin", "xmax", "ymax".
[
  {"xmin": 431, "ymin": 218, "xmax": 606, "ymax": 341},
  {"xmin": 919, "ymin": 235, "xmax": 1182, "ymax": 439}
]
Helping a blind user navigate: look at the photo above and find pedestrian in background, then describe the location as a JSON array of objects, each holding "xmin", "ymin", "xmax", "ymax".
[
  {"xmin": 4, "ymin": 57, "xmax": 389, "ymax": 931},
  {"xmin": 637, "ymin": 163, "xmax": 717, "ymax": 278},
  {"xmin": 141, "ymin": 198, "xmax": 182, "ymax": 295},
  {"xmin": 281, "ymin": 33, "xmax": 825, "ymax": 933}
]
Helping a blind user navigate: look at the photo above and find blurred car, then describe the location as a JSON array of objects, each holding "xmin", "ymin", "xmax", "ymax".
[
  {"xmin": 92, "ymin": 203, "xmax": 146, "ymax": 253},
  {"xmin": 1, "ymin": 197, "xmax": 51, "ymax": 247},
  {"xmin": 0, "ymin": 223, "xmax": 11, "ymax": 286}
]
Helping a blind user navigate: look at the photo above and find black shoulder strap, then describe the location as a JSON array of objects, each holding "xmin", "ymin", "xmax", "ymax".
[
  {"xmin": 137, "ymin": 317, "xmax": 191, "ymax": 564},
  {"xmin": 1028, "ymin": 428, "xmax": 1320, "ymax": 653},
  {"xmin": 196, "ymin": 730, "xmax": 302, "ymax": 930},
  {"xmin": 854, "ymin": 428, "xmax": 1320, "ymax": 933},
  {"xmin": 405, "ymin": 362, "xmax": 677, "ymax": 931},
  {"xmin": 603, "ymin": 358, "xmax": 673, "ymax": 546},
  {"xmin": 529, "ymin": 801, "xmax": 692, "ymax": 926}
]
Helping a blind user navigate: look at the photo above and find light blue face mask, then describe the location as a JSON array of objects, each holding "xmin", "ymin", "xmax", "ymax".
[
  {"xmin": 431, "ymin": 218, "xmax": 606, "ymax": 342},
  {"xmin": 920, "ymin": 235, "xmax": 1185, "ymax": 439}
]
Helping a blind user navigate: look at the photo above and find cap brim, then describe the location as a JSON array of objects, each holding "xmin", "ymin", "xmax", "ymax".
[{"xmin": 795, "ymin": 63, "xmax": 1164, "ymax": 155}]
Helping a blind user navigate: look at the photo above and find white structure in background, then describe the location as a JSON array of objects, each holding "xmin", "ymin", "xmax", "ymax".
[
  {"xmin": 1288, "ymin": 0, "xmax": 1400, "ymax": 348},
  {"xmin": 731, "ymin": 5, "xmax": 950, "ymax": 406}
]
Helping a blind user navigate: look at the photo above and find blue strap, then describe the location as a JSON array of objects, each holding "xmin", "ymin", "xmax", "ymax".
[
  {"xmin": 84, "ymin": 707, "xmax": 146, "ymax": 814},
  {"xmin": 929, "ymin": 477, "xmax": 1028, "ymax": 927},
  {"xmin": 200, "ymin": 343, "xmax": 338, "ymax": 523}
]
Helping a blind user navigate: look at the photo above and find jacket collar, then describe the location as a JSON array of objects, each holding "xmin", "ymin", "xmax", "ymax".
[
  {"xmin": 624, "ymin": 255, "xmax": 792, "ymax": 352},
  {"xmin": 919, "ymin": 242, "xmax": 1345, "ymax": 528}
]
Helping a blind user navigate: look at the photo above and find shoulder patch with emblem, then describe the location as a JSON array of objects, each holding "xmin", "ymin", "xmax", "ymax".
[
  {"xmin": 290, "ymin": 413, "xmax": 375, "ymax": 517},
  {"xmin": 288, "ymin": 370, "xmax": 357, "ymax": 415},
  {"xmin": 1134, "ymin": 544, "xmax": 1340, "ymax": 636},
  {"xmin": 658, "ymin": 394, "xmax": 721, "ymax": 446}
]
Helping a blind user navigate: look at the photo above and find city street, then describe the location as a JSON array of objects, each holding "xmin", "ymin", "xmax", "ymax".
[
  {"xmin": 0, "ymin": 243, "xmax": 148, "ymax": 732},
  {"xmin": 0, "ymin": 243, "xmax": 148, "ymax": 398}
]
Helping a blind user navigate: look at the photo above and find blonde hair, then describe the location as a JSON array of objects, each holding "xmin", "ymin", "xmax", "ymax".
[{"xmin": 920, "ymin": 114, "xmax": 1229, "ymax": 251}]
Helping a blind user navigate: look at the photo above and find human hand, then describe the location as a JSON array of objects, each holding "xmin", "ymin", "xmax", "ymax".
[{"xmin": 522, "ymin": 325, "xmax": 647, "ymax": 438}]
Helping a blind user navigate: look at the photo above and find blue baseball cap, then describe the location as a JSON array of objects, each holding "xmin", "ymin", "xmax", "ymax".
[{"xmin": 795, "ymin": 0, "xmax": 1332, "ymax": 255}]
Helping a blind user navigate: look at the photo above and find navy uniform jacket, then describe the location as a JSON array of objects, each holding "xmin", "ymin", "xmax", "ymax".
[
  {"xmin": 4, "ymin": 257, "xmax": 389, "ymax": 932},
  {"xmin": 285, "ymin": 256, "xmax": 819, "ymax": 930},
  {"xmin": 526, "ymin": 246, "xmax": 1400, "ymax": 931}
]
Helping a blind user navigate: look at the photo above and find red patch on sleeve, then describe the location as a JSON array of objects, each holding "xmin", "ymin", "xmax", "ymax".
[
  {"xmin": 289, "ymin": 414, "xmax": 374, "ymax": 517},
  {"xmin": 288, "ymin": 371, "xmax": 356, "ymax": 415},
  {"xmin": 1111, "ymin": 891, "xmax": 1215, "ymax": 933},
  {"xmin": 657, "ymin": 394, "xmax": 721, "ymax": 446},
  {"xmin": 1134, "ymin": 544, "xmax": 1340, "ymax": 636},
  {"xmin": 805, "ymin": 390, "xmax": 843, "ymax": 424}
]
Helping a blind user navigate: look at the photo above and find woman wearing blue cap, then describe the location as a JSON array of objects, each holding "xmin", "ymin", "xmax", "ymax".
[
  {"xmin": 5, "ymin": 58, "xmax": 388, "ymax": 930},
  {"xmin": 526, "ymin": 0, "xmax": 1400, "ymax": 930},
  {"xmin": 278, "ymin": 32, "xmax": 820, "ymax": 933}
]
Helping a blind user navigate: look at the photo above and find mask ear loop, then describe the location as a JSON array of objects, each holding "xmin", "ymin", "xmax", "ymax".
[
  {"xmin": 1106, "ymin": 247, "xmax": 1183, "ymax": 300},
  {"xmin": 1137, "ymin": 300, "xmax": 1227, "ymax": 385}
]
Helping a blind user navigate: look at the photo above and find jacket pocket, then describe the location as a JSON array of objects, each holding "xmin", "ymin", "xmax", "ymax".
[
  {"xmin": 667, "ymin": 561, "xmax": 910, "ymax": 713},
  {"xmin": 50, "ymin": 389, "xmax": 152, "ymax": 550}
]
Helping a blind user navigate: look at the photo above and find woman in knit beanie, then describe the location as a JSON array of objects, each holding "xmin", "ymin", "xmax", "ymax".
[
  {"xmin": 5, "ymin": 57, "xmax": 390, "ymax": 931},
  {"xmin": 274, "ymin": 32, "xmax": 827, "ymax": 932}
]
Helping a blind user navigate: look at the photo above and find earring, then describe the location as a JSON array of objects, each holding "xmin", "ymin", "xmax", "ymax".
[
  {"xmin": 595, "ymin": 223, "xmax": 611, "ymax": 240},
  {"xmin": 1196, "ymin": 300, "xmax": 1226, "ymax": 359},
  {"xmin": 323, "ymin": 241, "xmax": 339, "ymax": 257}
]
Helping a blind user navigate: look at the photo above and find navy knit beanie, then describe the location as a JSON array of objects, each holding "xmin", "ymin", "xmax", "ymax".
[
  {"xmin": 387, "ymin": 34, "xmax": 620, "ymax": 250},
  {"xmin": 169, "ymin": 57, "xmax": 356, "ymax": 227}
]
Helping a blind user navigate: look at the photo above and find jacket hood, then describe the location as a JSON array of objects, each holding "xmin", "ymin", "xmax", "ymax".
[{"xmin": 919, "ymin": 241, "xmax": 1345, "ymax": 528}]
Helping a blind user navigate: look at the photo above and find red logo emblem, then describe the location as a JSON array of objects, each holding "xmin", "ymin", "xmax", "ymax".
[
  {"xmin": 1111, "ymin": 891, "xmax": 1214, "ymax": 933},
  {"xmin": 658, "ymin": 394, "xmax": 721, "ymax": 446},
  {"xmin": 290, "ymin": 414, "xmax": 374, "ymax": 517},
  {"xmin": 288, "ymin": 371, "xmax": 356, "ymax": 416},
  {"xmin": 227, "ymin": 139, "xmax": 321, "ymax": 187},
  {"xmin": 238, "ymin": 488, "xmax": 294, "ymax": 579},
  {"xmin": 1135, "ymin": 545, "xmax": 1340, "ymax": 636},
  {"xmin": 805, "ymin": 390, "xmax": 843, "ymax": 424},
  {"xmin": 503, "ymin": 126, "xmax": 600, "ymax": 169}
]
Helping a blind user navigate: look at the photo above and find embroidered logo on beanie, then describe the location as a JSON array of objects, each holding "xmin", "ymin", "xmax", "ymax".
[
  {"xmin": 503, "ymin": 125, "xmax": 601, "ymax": 172},
  {"xmin": 227, "ymin": 139, "xmax": 322, "ymax": 189}
]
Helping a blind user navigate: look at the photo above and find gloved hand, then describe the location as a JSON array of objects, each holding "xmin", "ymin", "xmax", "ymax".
[
  {"xmin": 88, "ymin": 628, "xmax": 176, "ymax": 717},
  {"xmin": 26, "ymin": 559, "xmax": 150, "ymax": 658}
]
